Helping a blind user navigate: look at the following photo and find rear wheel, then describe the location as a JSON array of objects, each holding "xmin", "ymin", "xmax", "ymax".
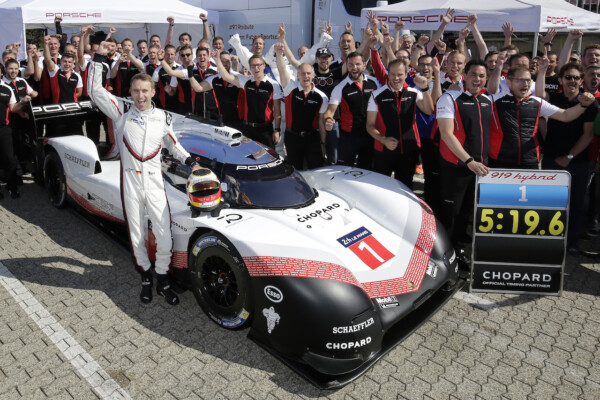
[
  {"xmin": 189, "ymin": 232, "xmax": 253, "ymax": 329},
  {"xmin": 43, "ymin": 151, "xmax": 67, "ymax": 208}
]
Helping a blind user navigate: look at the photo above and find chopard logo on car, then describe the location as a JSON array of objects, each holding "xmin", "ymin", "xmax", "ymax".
[
  {"xmin": 326, "ymin": 337, "xmax": 372, "ymax": 350},
  {"xmin": 236, "ymin": 159, "xmax": 282, "ymax": 170},
  {"xmin": 297, "ymin": 203, "xmax": 341, "ymax": 222},
  {"xmin": 64, "ymin": 153, "xmax": 90, "ymax": 168},
  {"xmin": 264, "ymin": 285, "xmax": 283, "ymax": 303},
  {"xmin": 332, "ymin": 317, "xmax": 374, "ymax": 334}
]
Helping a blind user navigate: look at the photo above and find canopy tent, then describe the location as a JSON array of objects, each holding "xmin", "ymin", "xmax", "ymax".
[
  {"xmin": 0, "ymin": 0, "xmax": 211, "ymax": 59},
  {"xmin": 362, "ymin": 0, "xmax": 600, "ymax": 54}
]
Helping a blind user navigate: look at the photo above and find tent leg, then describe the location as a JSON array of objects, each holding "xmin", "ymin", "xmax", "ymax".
[
  {"xmin": 577, "ymin": 36, "xmax": 582, "ymax": 54},
  {"xmin": 532, "ymin": 31, "xmax": 539, "ymax": 56}
]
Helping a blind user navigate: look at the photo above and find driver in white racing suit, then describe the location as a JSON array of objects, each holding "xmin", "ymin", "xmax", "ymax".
[{"xmin": 88, "ymin": 41, "xmax": 200, "ymax": 305}]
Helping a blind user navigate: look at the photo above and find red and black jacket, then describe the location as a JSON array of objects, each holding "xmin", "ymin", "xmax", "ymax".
[{"xmin": 490, "ymin": 94, "xmax": 542, "ymax": 167}]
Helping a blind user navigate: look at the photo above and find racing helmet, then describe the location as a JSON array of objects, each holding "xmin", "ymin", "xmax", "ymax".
[{"xmin": 186, "ymin": 168, "xmax": 221, "ymax": 212}]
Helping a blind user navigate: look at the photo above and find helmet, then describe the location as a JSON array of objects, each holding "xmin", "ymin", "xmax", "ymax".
[{"xmin": 186, "ymin": 168, "xmax": 221, "ymax": 211}]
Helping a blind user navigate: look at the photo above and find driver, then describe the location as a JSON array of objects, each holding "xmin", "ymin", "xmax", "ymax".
[{"xmin": 88, "ymin": 41, "xmax": 200, "ymax": 305}]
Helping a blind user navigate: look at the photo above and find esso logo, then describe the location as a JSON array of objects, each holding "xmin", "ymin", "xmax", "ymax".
[{"xmin": 264, "ymin": 285, "xmax": 283, "ymax": 303}]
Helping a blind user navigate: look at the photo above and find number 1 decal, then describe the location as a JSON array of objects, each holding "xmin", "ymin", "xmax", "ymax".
[
  {"xmin": 518, "ymin": 185, "xmax": 528, "ymax": 202},
  {"xmin": 337, "ymin": 227, "xmax": 394, "ymax": 270}
]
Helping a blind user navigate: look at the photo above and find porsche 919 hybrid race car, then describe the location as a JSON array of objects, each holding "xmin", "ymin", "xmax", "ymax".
[{"xmin": 26, "ymin": 101, "xmax": 465, "ymax": 388}]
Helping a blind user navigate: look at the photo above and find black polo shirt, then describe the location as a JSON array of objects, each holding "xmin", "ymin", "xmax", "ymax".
[
  {"xmin": 283, "ymin": 81, "xmax": 328, "ymax": 132},
  {"xmin": 546, "ymin": 91, "xmax": 598, "ymax": 163},
  {"xmin": 237, "ymin": 74, "xmax": 283, "ymax": 124},
  {"xmin": 329, "ymin": 74, "xmax": 379, "ymax": 135}
]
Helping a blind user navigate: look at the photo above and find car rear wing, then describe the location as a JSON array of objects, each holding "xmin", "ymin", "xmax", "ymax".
[{"xmin": 31, "ymin": 100, "xmax": 98, "ymax": 122}]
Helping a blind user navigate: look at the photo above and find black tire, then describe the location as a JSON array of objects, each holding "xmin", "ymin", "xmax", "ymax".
[
  {"xmin": 189, "ymin": 232, "xmax": 253, "ymax": 329},
  {"xmin": 43, "ymin": 151, "xmax": 67, "ymax": 208}
]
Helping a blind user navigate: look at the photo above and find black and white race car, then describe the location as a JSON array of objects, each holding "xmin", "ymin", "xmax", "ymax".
[{"xmin": 27, "ymin": 102, "xmax": 465, "ymax": 388}]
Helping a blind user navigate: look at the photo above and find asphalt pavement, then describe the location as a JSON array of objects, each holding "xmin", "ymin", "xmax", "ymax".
[{"xmin": 1, "ymin": 177, "xmax": 599, "ymax": 399}]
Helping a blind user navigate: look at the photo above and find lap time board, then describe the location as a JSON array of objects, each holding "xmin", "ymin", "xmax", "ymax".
[{"xmin": 471, "ymin": 169, "xmax": 571, "ymax": 295}]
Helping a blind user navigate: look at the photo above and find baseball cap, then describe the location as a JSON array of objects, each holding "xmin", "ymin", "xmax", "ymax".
[{"xmin": 316, "ymin": 47, "xmax": 333, "ymax": 58}]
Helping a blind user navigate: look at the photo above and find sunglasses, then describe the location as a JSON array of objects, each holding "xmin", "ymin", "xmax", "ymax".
[
  {"xmin": 563, "ymin": 75, "xmax": 581, "ymax": 81},
  {"xmin": 181, "ymin": 53, "xmax": 193, "ymax": 57}
]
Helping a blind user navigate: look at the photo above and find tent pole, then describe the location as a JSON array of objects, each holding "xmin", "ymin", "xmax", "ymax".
[
  {"xmin": 577, "ymin": 36, "xmax": 582, "ymax": 54},
  {"xmin": 145, "ymin": 24, "xmax": 149, "ymax": 41},
  {"xmin": 532, "ymin": 31, "xmax": 539, "ymax": 56}
]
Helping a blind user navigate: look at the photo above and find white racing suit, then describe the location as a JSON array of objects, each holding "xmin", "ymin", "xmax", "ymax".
[{"xmin": 88, "ymin": 57, "xmax": 192, "ymax": 275}]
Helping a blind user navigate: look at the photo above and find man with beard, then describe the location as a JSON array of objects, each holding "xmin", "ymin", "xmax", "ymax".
[
  {"xmin": 537, "ymin": 61, "xmax": 598, "ymax": 255},
  {"xmin": 324, "ymin": 52, "xmax": 379, "ymax": 169},
  {"xmin": 366, "ymin": 59, "xmax": 433, "ymax": 188},
  {"xmin": 275, "ymin": 43, "xmax": 328, "ymax": 169}
]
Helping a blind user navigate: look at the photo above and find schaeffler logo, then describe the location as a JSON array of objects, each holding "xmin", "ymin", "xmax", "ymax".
[{"xmin": 45, "ymin": 12, "xmax": 102, "ymax": 18}]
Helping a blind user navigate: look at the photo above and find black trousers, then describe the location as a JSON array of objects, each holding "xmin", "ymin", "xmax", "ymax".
[
  {"xmin": 372, "ymin": 148, "xmax": 419, "ymax": 189},
  {"xmin": 0, "ymin": 126, "xmax": 18, "ymax": 191},
  {"xmin": 337, "ymin": 129, "xmax": 374, "ymax": 170},
  {"xmin": 284, "ymin": 129, "xmax": 324, "ymax": 170},
  {"xmin": 244, "ymin": 124, "xmax": 274, "ymax": 149},
  {"xmin": 420, "ymin": 138, "xmax": 441, "ymax": 215},
  {"xmin": 440, "ymin": 163, "xmax": 476, "ymax": 248}
]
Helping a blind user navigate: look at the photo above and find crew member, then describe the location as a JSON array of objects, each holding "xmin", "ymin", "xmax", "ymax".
[
  {"xmin": 88, "ymin": 41, "xmax": 200, "ymax": 305},
  {"xmin": 0, "ymin": 80, "xmax": 19, "ymax": 198},
  {"xmin": 152, "ymin": 45, "xmax": 180, "ymax": 113},
  {"xmin": 324, "ymin": 52, "xmax": 379, "ymax": 169},
  {"xmin": 214, "ymin": 50, "xmax": 282, "ymax": 148},
  {"xmin": 366, "ymin": 59, "xmax": 433, "ymax": 188},
  {"xmin": 110, "ymin": 38, "xmax": 143, "ymax": 97},
  {"xmin": 435, "ymin": 60, "xmax": 492, "ymax": 265},
  {"xmin": 275, "ymin": 43, "xmax": 328, "ymax": 169}
]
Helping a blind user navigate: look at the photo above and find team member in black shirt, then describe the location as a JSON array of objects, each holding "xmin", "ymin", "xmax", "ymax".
[
  {"xmin": 214, "ymin": 49, "xmax": 282, "ymax": 149},
  {"xmin": 187, "ymin": 51, "xmax": 244, "ymax": 130},
  {"xmin": 435, "ymin": 60, "xmax": 492, "ymax": 264},
  {"xmin": 537, "ymin": 61, "xmax": 598, "ymax": 254},
  {"xmin": 110, "ymin": 38, "xmax": 143, "ymax": 98},
  {"xmin": 366, "ymin": 59, "xmax": 433, "ymax": 188},
  {"xmin": 275, "ymin": 43, "xmax": 328, "ymax": 169},
  {"xmin": 0, "ymin": 81, "xmax": 20, "ymax": 198},
  {"xmin": 152, "ymin": 45, "xmax": 180, "ymax": 113},
  {"xmin": 324, "ymin": 52, "xmax": 379, "ymax": 169}
]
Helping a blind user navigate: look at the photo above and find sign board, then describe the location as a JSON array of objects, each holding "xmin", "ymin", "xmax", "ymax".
[{"xmin": 470, "ymin": 169, "xmax": 571, "ymax": 295}]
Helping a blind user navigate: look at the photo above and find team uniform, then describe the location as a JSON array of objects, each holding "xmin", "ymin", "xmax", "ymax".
[
  {"xmin": 112, "ymin": 60, "xmax": 140, "ymax": 97},
  {"xmin": 80, "ymin": 58, "xmax": 111, "ymax": 145},
  {"xmin": 489, "ymin": 93, "xmax": 560, "ymax": 168},
  {"xmin": 205, "ymin": 72, "xmax": 244, "ymax": 130},
  {"xmin": 436, "ymin": 89, "xmax": 493, "ymax": 248},
  {"xmin": 367, "ymin": 83, "xmax": 423, "ymax": 188},
  {"xmin": 46, "ymin": 65, "xmax": 83, "ymax": 137},
  {"xmin": 175, "ymin": 65, "xmax": 218, "ymax": 118},
  {"xmin": 329, "ymin": 74, "xmax": 379, "ymax": 168},
  {"xmin": 88, "ymin": 57, "xmax": 195, "ymax": 278},
  {"xmin": 38, "ymin": 55, "xmax": 61, "ymax": 104},
  {"xmin": 152, "ymin": 63, "xmax": 181, "ymax": 113},
  {"xmin": 237, "ymin": 74, "xmax": 283, "ymax": 148},
  {"xmin": 0, "ymin": 82, "xmax": 18, "ymax": 194},
  {"xmin": 282, "ymin": 81, "xmax": 328, "ymax": 169},
  {"xmin": 313, "ymin": 63, "xmax": 343, "ymax": 164}
]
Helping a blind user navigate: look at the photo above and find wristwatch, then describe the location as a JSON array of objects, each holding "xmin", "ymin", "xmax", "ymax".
[{"xmin": 567, "ymin": 153, "xmax": 574, "ymax": 160}]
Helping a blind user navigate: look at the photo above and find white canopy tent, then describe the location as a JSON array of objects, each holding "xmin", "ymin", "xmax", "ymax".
[
  {"xmin": 0, "ymin": 0, "xmax": 211, "ymax": 59},
  {"xmin": 362, "ymin": 0, "xmax": 600, "ymax": 54}
]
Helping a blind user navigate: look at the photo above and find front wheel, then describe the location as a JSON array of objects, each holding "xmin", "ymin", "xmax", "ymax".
[
  {"xmin": 189, "ymin": 232, "xmax": 253, "ymax": 329},
  {"xmin": 43, "ymin": 150, "xmax": 67, "ymax": 208}
]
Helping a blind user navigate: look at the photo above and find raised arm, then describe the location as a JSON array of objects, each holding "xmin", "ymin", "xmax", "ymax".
[
  {"xmin": 87, "ymin": 41, "xmax": 125, "ymax": 121},
  {"xmin": 165, "ymin": 17, "xmax": 175, "ymax": 46},
  {"xmin": 549, "ymin": 93, "xmax": 595, "ymax": 123},
  {"xmin": 559, "ymin": 30, "xmax": 583, "ymax": 69},
  {"xmin": 228, "ymin": 34, "xmax": 253, "ymax": 71},
  {"xmin": 414, "ymin": 75, "xmax": 434, "ymax": 115},
  {"xmin": 277, "ymin": 23, "xmax": 301, "ymax": 70},
  {"xmin": 189, "ymin": 76, "xmax": 212, "ymax": 93},
  {"xmin": 160, "ymin": 58, "xmax": 186, "ymax": 79},
  {"xmin": 43, "ymin": 36, "xmax": 57, "ymax": 72},
  {"xmin": 535, "ymin": 56, "xmax": 549, "ymax": 100},
  {"xmin": 127, "ymin": 52, "xmax": 145, "ymax": 73},
  {"xmin": 431, "ymin": 57, "xmax": 442, "ymax": 103},
  {"xmin": 486, "ymin": 51, "xmax": 508, "ymax": 95},
  {"xmin": 274, "ymin": 43, "xmax": 290, "ymax": 89},
  {"xmin": 200, "ymin": 13, "xmax": 210, "ymax": 42},
  {"xmin": 468, "ymin": 14, "xmax": 488, "ymax": 60},
  {"xmin": 298, "ymin": 24, "xmax": 333, "ymax": 65},
  {"xmin": 212, "ymin": 49, "xmax": 241, "ymax": 87},
  {"xmin": 428, "ymin": 8, "xmax": 454, "ymax": 54},
  {"xmin": 502, "ymin": 22, "xmax": 513, "ymax": 47}
]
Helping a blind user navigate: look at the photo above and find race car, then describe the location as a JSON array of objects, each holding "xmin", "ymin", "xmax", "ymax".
[{"xmin": 33, "ymin": 102, "xmax": 465, "ymax": 388}]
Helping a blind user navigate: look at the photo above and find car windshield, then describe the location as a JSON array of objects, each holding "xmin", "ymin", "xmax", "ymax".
[{"xmin": 222, "ymin": 161, "xmax": 315, "ymax": 209}]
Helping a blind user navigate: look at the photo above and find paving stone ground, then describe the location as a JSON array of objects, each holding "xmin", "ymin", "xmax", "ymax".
[{"xmin": 1, "ymin": 178, "xmax": 599, "ymax": 399}]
